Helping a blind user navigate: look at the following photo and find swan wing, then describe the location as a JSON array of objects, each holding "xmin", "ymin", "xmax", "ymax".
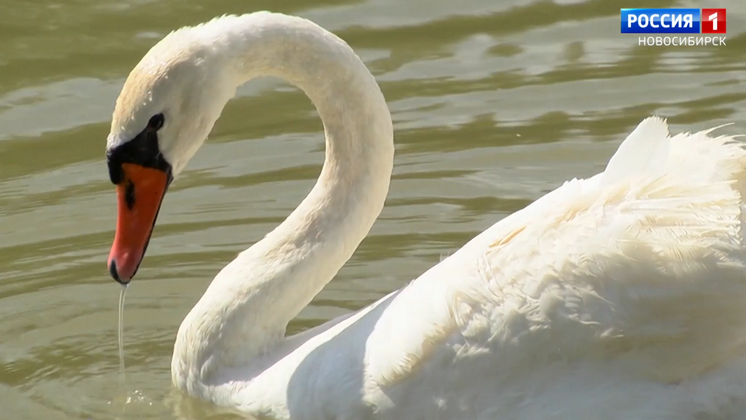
[{"xmin": 365, "ymin": 117, "xmax": 746, "ymax": 389}]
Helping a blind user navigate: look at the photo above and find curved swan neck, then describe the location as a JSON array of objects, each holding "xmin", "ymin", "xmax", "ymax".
[{"xmin": 172, "ymin": 12, "xmax": 394, "ymax": 381}]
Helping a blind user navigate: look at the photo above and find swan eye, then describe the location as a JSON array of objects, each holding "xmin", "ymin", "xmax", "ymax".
[{"xmin": 148, "ymin": 113, "xmax": 165, "ymax": 131}]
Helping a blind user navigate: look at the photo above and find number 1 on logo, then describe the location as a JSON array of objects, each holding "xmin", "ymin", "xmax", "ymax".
[{"xmin": 701, "ymin": 8, "xmax": 726, "ymax": 34}]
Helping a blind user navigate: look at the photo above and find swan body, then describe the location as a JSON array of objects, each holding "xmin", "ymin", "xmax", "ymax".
[{"xmin": 104, "ymin": 12, "xmax": 746, "ymax": 420}]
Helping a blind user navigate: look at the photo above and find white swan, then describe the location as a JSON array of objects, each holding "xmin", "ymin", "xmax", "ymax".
[{"xmin": 104, "ymin": 11, "xmax": 746, "ymax": 420}]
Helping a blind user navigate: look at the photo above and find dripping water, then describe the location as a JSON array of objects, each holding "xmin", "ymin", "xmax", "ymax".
[
  {"xmin": 110, "ymin": 283, "xmax": 154, "ymax": 416},
  {"xmin": 118, "ymin": 284, "xmax": 128, "ymax": 383},
  {"xmin": 110, "ymin": 283, "xmax": 131, "ymax": 415},
  {"xmin": 111, "ymin": 283, "xmax": 154, "ymax": 415}
]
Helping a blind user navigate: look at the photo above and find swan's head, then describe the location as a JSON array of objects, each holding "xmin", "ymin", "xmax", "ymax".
[{"xmin": 105, "ymin": 27, "xmax": 237, "ymax": 284}]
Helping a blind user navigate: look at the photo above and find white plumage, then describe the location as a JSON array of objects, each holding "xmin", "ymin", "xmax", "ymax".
[{"xmin": 106, "ymin": 12, "xmax": 746, "ymax": 420}]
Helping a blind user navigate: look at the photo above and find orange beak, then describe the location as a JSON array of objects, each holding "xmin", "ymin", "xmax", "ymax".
[{"xmin": 108, "ymin": 163, "xmax": 170, "ymax": 283}]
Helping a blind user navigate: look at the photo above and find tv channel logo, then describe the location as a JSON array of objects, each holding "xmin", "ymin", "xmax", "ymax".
[{"xmin": 621, "ymin": 8, "xmax": 726, "ymax": 34}]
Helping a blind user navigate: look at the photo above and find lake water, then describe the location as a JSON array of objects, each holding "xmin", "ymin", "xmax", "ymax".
[{"xmin": 0, "ymin": 0, "xmax": 745, "ymax": 419}]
